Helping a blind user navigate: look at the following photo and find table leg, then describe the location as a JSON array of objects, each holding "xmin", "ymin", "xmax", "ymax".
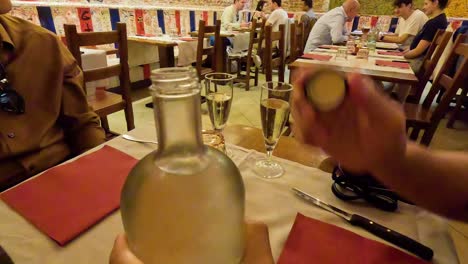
[
  {"xmin": 146, "ymin": 46, "xmax": 176, "ymax": 108},
  {"xmin": 158, "ymin": 46, "xmax": 175, "ymax": 68}
]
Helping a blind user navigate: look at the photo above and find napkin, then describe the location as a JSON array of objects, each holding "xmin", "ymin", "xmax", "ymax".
[
  {"xmin": 0, "ymin": 245, "xmax": 13, "ymax": 264},
  {"xmin": 179, "ymin": 37, "xmax": 197, "ymax": 42},
  {"xmin": 375, "ymin": 59, "xmax": 410, "ymax": 69},
  {"xmin": 377, "ymin": 50, "xmax": 404, "ymax": 56},
  {"xmin": 0, "ymin": 145, "xmax": 138, "ymax": 246},
  {"xmin": 301, "ymin": 53, "xmax": 333, "ymax": 61},
  {"xmin": 278, "ymin": 213, "xmax": 429, "ymax": 264}
]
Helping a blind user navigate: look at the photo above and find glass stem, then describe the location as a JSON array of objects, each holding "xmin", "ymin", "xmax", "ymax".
[{"xmin": 266, "ymin": 147, "xmax": 273, "ymax": 161}]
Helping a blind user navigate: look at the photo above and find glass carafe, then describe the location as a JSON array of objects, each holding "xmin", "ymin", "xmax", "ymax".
[{"xmin": 120, "ymin": 67, "xmax": 245, "ymax": 264}]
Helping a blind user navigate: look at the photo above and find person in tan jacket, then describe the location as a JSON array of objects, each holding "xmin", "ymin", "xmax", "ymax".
[{"xmin": 0, "ymin": 0, "xmax": 105, "ymax": 191}]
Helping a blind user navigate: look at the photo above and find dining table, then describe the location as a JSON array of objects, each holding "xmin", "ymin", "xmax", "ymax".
[
  {"xmin": 190, "ymin": 30, "xmax": 251, "ymax": 73},
  {"xmin": 290, "ymin": 46, "xmax": 418, "ymax": 85},
  {"xmin": 0, "ymin": 124, "xmax": 463, "ymax": 264}
]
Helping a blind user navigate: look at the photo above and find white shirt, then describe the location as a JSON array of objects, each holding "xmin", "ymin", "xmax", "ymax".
[
  {"xmin": 304, "ymin": 6, "xmax": 349, "ymax": 52},
  {"xmin": 395, "ymin": 9, "xmax": 428, "ymax": 48},
  {"xmin": 266, "ymin": 8, "xmax": 289, "ymax": 32},
  {"xmin": 221, "ymin": 5, "xmax": 240, "ymax": 31}
]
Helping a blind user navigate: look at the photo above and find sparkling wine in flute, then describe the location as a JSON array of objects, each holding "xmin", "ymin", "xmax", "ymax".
[
  {"xmin": 260, "ymin": 98, "xmax": 290, "ymax": 146},
  {"xmin": 206, "ymin": 92, "xmax": 233, "ymax": 130}
]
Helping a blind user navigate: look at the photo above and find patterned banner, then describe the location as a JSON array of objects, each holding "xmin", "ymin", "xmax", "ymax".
[
  {"xmin": 134, "ymin": 9, "xmax": 145, "ymax": 36},
  {"xmin": 78, "ymin": 7, "xmax": 93, "ymax": 32},
  {"xmin": 143, "ymin": 9, "xmax": 159, "ymax": 36}
]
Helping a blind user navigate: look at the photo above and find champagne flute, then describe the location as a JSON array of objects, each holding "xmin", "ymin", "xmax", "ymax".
[
  {"xmin": 255, "ymin": 82, "xmax": 293, "ymax": 179},
  {"xmin": 204, "ymin": 73, "xmax": 235, "ymax": 153}
]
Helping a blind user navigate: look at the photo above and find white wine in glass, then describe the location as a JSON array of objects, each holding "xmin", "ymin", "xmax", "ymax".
[
  {"xmin": 204, "ymin": 73, "xmax": 235, "ymax": 154},
  {"xmin": 206, "ymin": 92, "xmax": 233, "ymax": 131},
  {"xmin": 255, "ymin": 82, "xmax": 292, "ymax": 179}
]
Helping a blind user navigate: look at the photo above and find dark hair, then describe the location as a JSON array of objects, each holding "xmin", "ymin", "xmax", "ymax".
[
  {"xmin": 432, "ymin": 0, "xmax": 448, "ymax": 9},
  {"xmin": 393, "ymin": 0, "xmax": 412, "ymax": 7},
  {"xmin": 303, "ymin": 0, "xmax": 313, "ymax": 8},
  {"xmin": 272, "ymin": 0, "xmax": 282, "ymax": 7},
  {"xmin": 255, "ymin": 0, "xmax": 266, "ymax": 11}
]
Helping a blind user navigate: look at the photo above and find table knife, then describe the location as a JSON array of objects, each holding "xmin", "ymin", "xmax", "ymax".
[{"xmin": 292, "ymin": 187, "xmax": 434, "ymax": 261}]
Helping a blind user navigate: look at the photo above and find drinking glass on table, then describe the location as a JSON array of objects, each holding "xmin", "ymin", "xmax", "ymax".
[
  {"xmin": 204, "ymin": 73, "xmax": 236, "ymax": 153},
  {"xmin": 254, "ymin": 82, "xmax": 293, "ymax": 179},
  {"xmin": 336, "ymin": 46, "xmax": 348, "ymax": 60}
]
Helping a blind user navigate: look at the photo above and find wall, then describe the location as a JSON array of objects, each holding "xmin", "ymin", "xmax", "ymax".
[{"xmin": 329, "ymin": 0, "xmax": 468, "ymax": 17}]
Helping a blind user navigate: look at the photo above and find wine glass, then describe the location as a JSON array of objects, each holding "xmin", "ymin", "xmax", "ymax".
[
  {"xmin": 204, "ymin": 73, "xmax": 236, "ymax": 153},
  {"xmin": 254, "ymin": 82, "xmax": 293, "ymax": 179}
]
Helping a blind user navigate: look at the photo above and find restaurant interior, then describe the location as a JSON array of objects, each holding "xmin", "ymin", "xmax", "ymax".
[{"xmin": 0, "ymin": 0, "xmax": 467, "ymax": 263}]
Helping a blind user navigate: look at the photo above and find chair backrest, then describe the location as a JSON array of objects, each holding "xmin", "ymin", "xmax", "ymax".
[
  {"xmin": 264, "ymin": 24, "xmax": 286, "ymax": 82},
  {"xmin": 410, "ymin": 30, "xmax": 452, "ymax": 102},
  {"xmin": 290, "ymin": 21, "xmax": 305, "ymax": 62},
  {"xmin": 247, "ymin": 18, "xmax": 266, "ymax": 60},
  {"xmin": 196, "ymin": 19, "xmax": 221, "ymax": 79},
  {"xmin": 64, "ymin": 23, "xmax": 130, "ymax": 95},
  {"xmin": 303, "ymin": 17, "xmax": 317, "ymax": 49},
  {"xmin": 413, "ymin": 33, "xmax": 468, "ymax": 145}
]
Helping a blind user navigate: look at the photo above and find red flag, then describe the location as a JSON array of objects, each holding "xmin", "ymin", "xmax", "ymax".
[{"xmin": 78, "ymin": 8, "xmax": 93, "ymax": 32}]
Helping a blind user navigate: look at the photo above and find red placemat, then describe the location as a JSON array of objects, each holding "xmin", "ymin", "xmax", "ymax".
[
  {"xmin": 301, "ymin": 53, "xmax": 333, "ymax": 61},
  {"xmin": 278, "ymin": 213, "xmax": 429, "ymax": 264},
  {"xmin": 377, "ymin": 50, "xmax": 405, "ymax": 56},
  {"xmin": 0, "ymin": 145, "xmax": 138, "ymax": 246},
  {"xmin": 375, "ymin": 59, "xmax": 411, "ymax": 69}
]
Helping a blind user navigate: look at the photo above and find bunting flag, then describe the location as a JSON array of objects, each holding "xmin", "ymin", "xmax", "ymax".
[
  {"xmin": 189, "ymin": 10, "xmax": 196, "ymax": 32},
  {"xmin": 119, "ymin": 8, "xmax": 136, "ymax": 36},
  {"xmin": 91, "ymin": 8, "xmax": 112, "ymax": 32},
  {"xmin": 179, "ymin": 10, "xmax": 191, "ymax": 36},
  {"xmin": 175, "ymin": 10, "xmax": 181, "ymax": 35},
  {"xmin": 109, "ymin": 8, "xmax": 120, "ymax": 30},
  {"xmin": 36, "ymin": 6, "xmax": 56, "ymax": 33},
  {"xmin": 143, "ymin": 9, "xmax": 159, "ymax": 36},
  {"xmin": 163, "ymin": 10, "xmax": 176, "ymax": 35},
  {"xmin": 351, "ymin": 16, "xmax": 359, "ymax": 31},
  {"xmin": 370, "ymin": 16, "xmax": 378, "ymax": 28},
  {"xmin": 51, "ymin": 6, "xmax": 81, "ymax": 35},
  {"xmin": 389, "ymin": 17, "xmax": 399, "ymax": 33},
  {"xmin": 78, "ymin": 7, "xmax": 93, "ymax": 32},
  {"xmin": 202, "ymin": 11, "xmax": 208, "ymax": 22},
  {"xmin": 157, "ymin": 10, "xmax": 165, "ymax": 34},
  {"xmin": 10, "ymin": 6, "xmax": 40, "ymax": 25},
  {"xmin": 213, "ymin": 11, "xmax": 217, "ymax": 24},
  {"xmin": 377, "ymin": 16, "xmax": 392, "ymax": 32},
  {"xmin": 134, "ymin": 9, "xmax": 145, "ymax": 36}
]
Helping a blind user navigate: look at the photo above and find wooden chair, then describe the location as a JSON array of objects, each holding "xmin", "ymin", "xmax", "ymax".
[
  {"xmin": 447, "ymin": 34, "xmax": 468, "ymax": 128},
  {"xmin": 405, "ymin": 30, "xmax": 452, "ymax": 103},
  {"xmin": 195, "ymin": 20, "xmax": 221, "ymax": 81},
  {"xmin": 405, "ymin": 34, "xmax": 468, "ymax": 146},
  {"xmin": 264, "ymin": 24, "xmax": 286, "ymax": 82},
  {"xmin": 233, "ymin": 18, "xmax": 266, "ymax": 91},
  {"xmin": 302, "ymin": 17, "xmax": 317, "ymax": 49},
  {"xmin": 289, "ymin": 21, "xmax": 305, "ymax": 62},
  {"xmin": 64, "ymin": 23, "xmax": 134, "ymax": 135}
]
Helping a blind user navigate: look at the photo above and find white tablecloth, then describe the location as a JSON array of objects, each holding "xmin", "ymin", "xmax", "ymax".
[
  {"xmin": 0, "ymin": 125, "xmax": 458, "ymax": 263},
  {"xmin": 298, "ymin": 53, "xmax": 415, "ymax": 75},
  {"xmin": 129, "ymin": 35, "xmax": 209, "ymax": 67},
  {"xmin": 80, "ymin": 48, "xmax": 109, "ymax": 95}
]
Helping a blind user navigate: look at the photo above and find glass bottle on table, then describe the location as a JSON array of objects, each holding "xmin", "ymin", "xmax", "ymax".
[
  {"xmin": 120, "ymin": 67, "xmax": 245, "ymax": 264},
  {"xmin": 254, "ymin": 81, "xmax": 293, "ymax": 179}
]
